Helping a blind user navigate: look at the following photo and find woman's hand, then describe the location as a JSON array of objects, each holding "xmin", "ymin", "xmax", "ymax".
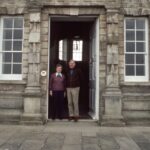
[{"xmin": 50, "ymin": 90, "xmax": 52, "ymax": 96}]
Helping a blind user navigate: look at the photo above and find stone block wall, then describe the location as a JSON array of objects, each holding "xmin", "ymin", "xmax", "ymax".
[
  {"xmin": 121, "ymin": 85, "xmax": 150, "ymax": 125},
  {"xmin": 0, "ymin": 0, "xmax": 150, "ymax": 125},
  {"xmin": 0, "ymin": 83, "xmax": 25, "ymax": 123},
  {"xmin": 118, "ymin": 0, "xmax": 150, "ymax": 125}
]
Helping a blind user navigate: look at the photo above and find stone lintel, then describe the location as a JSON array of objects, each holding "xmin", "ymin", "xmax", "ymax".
[
  {"xmin": 107, "ymin": 9, "xmax": 119, "ymax": 13},
  {"xmin": 2, "ymin": 6, "xmax": 27, "ymax": 15},
  {"xmin": 28, "ymin": 8, "xmax": 42, "ymax": 13},
  {"xmin": 122, "ymin": 8, "xmax": 150, "ymax": 16}
]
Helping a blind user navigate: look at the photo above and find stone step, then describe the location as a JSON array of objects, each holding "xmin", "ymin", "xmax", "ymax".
[
  {"xmin": 123, "ymin": 100, "xmax": 150, "ymax": 111},
  {"xmin": 125, "ymin": 119, "xmax": 150, "ymax": 126},
  {"xmin": 123, "ymin": 110, "xmax": 150, "ymax": 119}
]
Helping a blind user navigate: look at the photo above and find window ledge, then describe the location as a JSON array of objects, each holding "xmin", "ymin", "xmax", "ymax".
[
  {"xmin": 120, "ymin": 82, "xmax": 150, "ymax": 86},
  {"xmin": 0, "ymin": 80, "xmax": 26, "ymax": 85}
]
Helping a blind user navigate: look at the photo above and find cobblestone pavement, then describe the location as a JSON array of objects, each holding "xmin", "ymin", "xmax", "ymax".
[{"xmin": 0, "ymin": 121, "xmax": 150, "ymax": 150}]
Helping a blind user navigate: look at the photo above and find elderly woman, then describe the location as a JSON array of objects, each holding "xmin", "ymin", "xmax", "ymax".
[{"xmin": 49, "ymin": 64, "xmax": 66, "ymax": 120}]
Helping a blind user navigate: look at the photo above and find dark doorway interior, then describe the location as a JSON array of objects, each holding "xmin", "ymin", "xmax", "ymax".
[{"xmin": 49, "ymin": 20, "xmax": 93, "ymax": 119}]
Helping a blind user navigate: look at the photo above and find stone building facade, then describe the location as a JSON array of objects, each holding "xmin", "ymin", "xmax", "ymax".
[{"xmin": 0, "ymin": 0, "xmax": 150, "ymax": 126}]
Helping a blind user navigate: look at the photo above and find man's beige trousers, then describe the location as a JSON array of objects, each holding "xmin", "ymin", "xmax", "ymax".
[{"xmin": 67, "ymin": 87, "xmax": 80, "ymax": 117}]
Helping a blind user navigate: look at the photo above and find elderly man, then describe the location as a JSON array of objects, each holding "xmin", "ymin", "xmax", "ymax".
[{"xmin": 66, "ymin": 60, "xmax": 82, "ymax": 122}]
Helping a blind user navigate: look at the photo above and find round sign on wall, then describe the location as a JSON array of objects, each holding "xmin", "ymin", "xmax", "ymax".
[{"xmin": 41, "ymin": 70, "xmax": 47, "ymax": 77}]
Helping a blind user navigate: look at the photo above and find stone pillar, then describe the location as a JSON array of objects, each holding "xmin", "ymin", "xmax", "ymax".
[
  {"xmin": 21, "ymin": 9, "xmax": 43, "ymax": 124},
  {"xmin": 102, "ymin": 9, "xmax": 125, "ymax": 126}
]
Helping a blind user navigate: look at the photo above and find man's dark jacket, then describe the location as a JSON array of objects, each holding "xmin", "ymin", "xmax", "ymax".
[{"xmin": 66, "ymin": 68, "xmax": 82, "ymax": 88}]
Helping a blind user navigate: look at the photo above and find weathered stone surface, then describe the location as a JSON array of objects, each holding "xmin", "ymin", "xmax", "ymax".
[
  {"xmin": 24, "ymin": 97, "xmax": 41, "ymax": 114},
  {"xmin": 45, "ymin": 133, "xmax": 65, "ymax": 146},
  {"xmin": 98, "ymin": 135, "xmax": 120, "ymax": 150},
  {"xmin": 29, "ymin": 32, "xmax": 40, "ymax": 43},
  {"xmin": 0, "ymin": 0, "xmax": 150, "ymax": 125},
  {"xmin": 107, "ymin": 45, "xmax": 118, "ymax": 65},
  {"xmin": 107, "ymin": 13, "xmax": 119, "ymax": 24},
  {"xmin": 83, "ymin": 144, "xmax": 101, "ymax": 150},
  {"xmin": 82, "ymin": 137, "xmax": 98, "ymax": 144},
  {"xmin": 115, "ymin": 137, "xmax": 141, "ymax": 150},
  {"xmin": 0, "ymin": 124, "xmax": 149, "ymax": 149},
  {"xmin": 28, "ymin": 52, "xmax": 40, "ymax": 63},
  {"xmin": 0, "ymin": 7, "xmax": 7, "ymax": 14},
  {"xmin": 30, "ymin": 13, "xmax": 40, "ymax": 22},
  {"xmin": 19, "ymin": 140, "xmax": 44, "ymax": 150},
  {"xmin": 62, "ymin": 145, "xmax": 82, "ymax": 150},
  {"xmin": 64, "ymin": 133, "xmax": 82, "ymax": 145}
]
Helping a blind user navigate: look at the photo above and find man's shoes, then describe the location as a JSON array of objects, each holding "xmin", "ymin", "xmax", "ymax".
[
  {"xmin": 68, "ymin": 116, "xmax": 79, "ymax": 122},
  {"xmin": 68, "ymin": 116, "xmax": 74, "ymax": 121},
  {"xmin": 74, "ymin": 116, "xmax": 79, "ymax": 122}
]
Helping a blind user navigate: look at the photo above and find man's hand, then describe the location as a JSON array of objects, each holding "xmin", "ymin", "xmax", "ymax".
[
  {"xmin": 50, "ymin": 91, "xmax": 52, "ymax": 96},
  {"xmin": 64, "ymin": 92, "xmax": 66, "ymax": 97}
]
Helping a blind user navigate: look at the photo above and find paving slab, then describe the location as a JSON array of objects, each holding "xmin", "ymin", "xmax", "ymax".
[
  {"xmin": 82, "ymin": 131, "xmax": 97, "ymax": 137},
  {"xmin": 18, "ymin": 140, "xmax": 44, "ymax": 150},
  {"xmin": 115, "ymin": 137, "xmax": 141, "ymax": 150},
  {"xmin": 45, "ymin": 133, "xmax": 64, "ymax": 147},
  {"xmin": 0, "ymin": 143, "xmax": 21, "ymax": 150},
  {"xmin": 135, "ymin": 142, "xmax": 150, "ymax": 150},
  {"xmin": 82, "ymin": 136, "xmax": 98, "ymax": 144},
  {"xmin": 41, "ymin": 145, "xmax": 62, "ymax": 150},
  {"xmin": 64, "ymin": 132, "xmax": 82, "ymax": 145},
  {"xmin": 62, "ymin": 145, "xmax": 82, "ymax": 150},
  {"xmin": 98, "ymin": 134, "xmax": 120, "ymax": 150},
  {"xmin": 83, "ymin": 144, "xmax": 101, "ymax": 150},
  {"xmin": 143, "ymin": 133, "xmax": 150, "ymax": 142},
  {"xmin": 0, "ymin": 122, "xmax": 149, "ymax": 150}
]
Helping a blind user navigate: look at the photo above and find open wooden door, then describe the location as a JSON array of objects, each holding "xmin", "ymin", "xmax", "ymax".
[{"xmin": 89, "ymin": 18, "xmax": 99, "ymax": 119}]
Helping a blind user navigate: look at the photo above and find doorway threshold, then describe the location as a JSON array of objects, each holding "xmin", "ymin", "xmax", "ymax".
[
  {"xmin": 44, "ymin": 119, "xmax": 100, "ymax": 134},
  {"xmin": 47, "ymin": 119, "xmax": 97, "ymax": 123},
  {"xmin": 46, "ymin": 119, "xmax": 99, "ymax": 127}
]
